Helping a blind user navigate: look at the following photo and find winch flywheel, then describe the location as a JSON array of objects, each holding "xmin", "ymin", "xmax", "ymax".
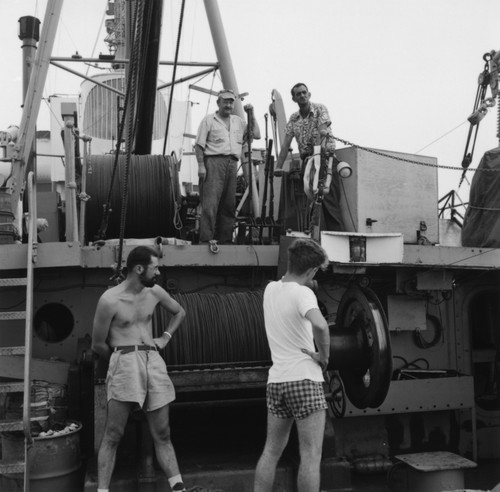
[{"xmin": 327, "ymin": 285, "xmax": 392, "ymax": 412}]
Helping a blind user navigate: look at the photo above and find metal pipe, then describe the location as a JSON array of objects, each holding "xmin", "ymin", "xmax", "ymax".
[
  {"xmin": 203, "ymin": 0, "xmax": 244, "ymax": 119},
  {"xmin": 19, "ymin": 16, "xmax": 40, "ymax": 103},
  {"xmin": 50, "ymin": 56, "xmax": 218, "ymax": 67},
  {"xmin": 18, "ymin": 16, "xmax": 40, "ymax": 236},
  {"xmin": 157, "ymin": 67, "xmax": 217, "ymax": 91},
  {"xmin": 50, "ymin": 61, "xmax": 125, "ymax": 97},
  {"xmin": 79, "ymin": 137, "xmax": 90, "ymax": 245},
  {"xmin": 63, "ymin": 120, "xmax": 78, "ymax": 243},
  {"xmin": 172, "ymin": 397, "xmax": 265, "ymax": 408}
]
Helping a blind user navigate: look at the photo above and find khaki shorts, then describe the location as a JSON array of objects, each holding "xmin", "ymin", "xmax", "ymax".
[{"xmin": 106, "ymin": 349, "xmax": 175, "ymax": 412}]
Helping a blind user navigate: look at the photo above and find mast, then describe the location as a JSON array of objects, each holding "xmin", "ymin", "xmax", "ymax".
[
  {"xmin": 203, "ymin": 0, "xmax": 260, "ymax": 217},
  {"xmin": 203, "ymin": 0, "xmax": 244, "ymax": 119}
]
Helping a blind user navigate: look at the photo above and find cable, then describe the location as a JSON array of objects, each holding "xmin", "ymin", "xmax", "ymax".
[
  {"xmin": 413, "ymin": 314, "xmax": 442, "ymax": 349},
  {"xmin": 154, "ymin": 290, "xmax": 271, "ymax": 366},
  {"xmin": 414, "ymin": 120, "xmax": 468, "ymax": 154},
  {"xmin": 85, "ymin": 154, "xmax": 180, "ymax": 240},
  {"xmin": 333, "ymin": 135, "xmax": 500, "ymax": 173},
  {"xmin": 114, "ymin": 0, "xmax": 145, "ymax": 279},
  {"xmin": 162, "ymin": 0, "xmax": 187, "ymax": 155},
  {"xmin": 340, "ymin": 178, "xmax": 357, "ymax": 232}
]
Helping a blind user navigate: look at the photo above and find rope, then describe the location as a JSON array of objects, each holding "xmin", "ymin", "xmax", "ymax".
[
  {"xmin": 153, "ymin": 290, "xmax": 271, "ymax": 366},
  {"xmin": 95, "ymin": 0, "xmax": 142, "ymax": 244},
  {"xmin": 114, "ymin": 0, "xmax": 146, "ymax": 280},
  {"xmin": 333, "ymin": 135, "xmax": 500, "ymax": 173}
]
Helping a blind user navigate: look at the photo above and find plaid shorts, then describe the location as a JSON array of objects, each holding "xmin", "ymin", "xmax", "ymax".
[{"xmin": 266, "ymin": 379, "xmax": 327, "ymax": 420}]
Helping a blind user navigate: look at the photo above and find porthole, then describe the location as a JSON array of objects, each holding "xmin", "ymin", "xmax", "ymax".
[{"xmin": 34, "ymin": 303, "xmax": 74, "ymax": 343}]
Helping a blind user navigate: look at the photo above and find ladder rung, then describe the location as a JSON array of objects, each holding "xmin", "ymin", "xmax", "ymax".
[
  {"xmin": 0, "ymin": 381, "xmax": 25, "ymax": 393},
  {"xmin": 0, "ymin": 311, "xmax": 26, "ymax": 321},
  {"xmin": 0, "ymin": 459, "xmax": 25, "ymax": 475},
  {"xmin": 0, "ymin": 346, "xmax": 25, "ymax": 356},
  {"xmin": 0, "ymin": 278, "xmax": 27, "ymax": 288},
  {"xmin": 0, "ymin": 415, "xmax": 50, "ymax": 432}
]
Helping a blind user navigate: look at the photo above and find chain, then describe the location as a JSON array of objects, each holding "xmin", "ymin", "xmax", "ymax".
[{"xmin": 332, "ymin": 136, "xmax": 500, "ymax": 172}]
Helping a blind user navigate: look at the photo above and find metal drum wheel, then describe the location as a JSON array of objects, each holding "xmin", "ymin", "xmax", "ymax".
[{"xmin": 329, "ymin": 286, "xmax": 392, "ymax": 410}]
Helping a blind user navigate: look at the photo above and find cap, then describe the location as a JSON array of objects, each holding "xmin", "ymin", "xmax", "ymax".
[{"xmin": 218, "ymin": 89, "xmax": 236, "ymax": 100}]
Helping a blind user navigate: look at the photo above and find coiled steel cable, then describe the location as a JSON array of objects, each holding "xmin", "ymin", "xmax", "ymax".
[
  {"xmin": 85, "ymin": 154, "xmax": 179, "ymax": 239},
  {"xmin": 153, "ymin": 290, "xmax": 271, "ymax": 367}
]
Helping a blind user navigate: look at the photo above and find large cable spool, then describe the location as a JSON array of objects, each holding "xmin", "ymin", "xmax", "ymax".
[
  {"xmin": 153, "ymin": 286, "xmax": 393, "ymax": 414},
  {"xmin": 85, "ymin": 154, "xmax": 180, "ymax": 241},
  {"xmin": 330, "ymin": 285, "xmax": 392, "ymax": 410},
  {"xmin": 154, "ymin": 291, "xmax": 271, "ymax": 367}
]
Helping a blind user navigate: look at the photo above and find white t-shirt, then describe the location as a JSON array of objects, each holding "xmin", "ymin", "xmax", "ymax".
[{"xmin": 264, "ymin": 280, "xmax": 324, "ymax": 383}]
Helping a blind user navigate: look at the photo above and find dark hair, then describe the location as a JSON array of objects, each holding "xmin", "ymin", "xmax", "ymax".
[
  {"xmin": 291, "ymin": 83, "xmax": 308, "ymax": 98},
  {"xmin": 287, "ymin": 238, "xmax": 329, "ymax": 275},
  {"xmin": 126, "ymin": 246, "xmax": 158, "ymax": 271}
]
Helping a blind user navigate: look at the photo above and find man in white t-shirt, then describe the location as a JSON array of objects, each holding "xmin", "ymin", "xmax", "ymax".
[{"xmin": 254, "ymin": 238, "xmax": 330, "ymax": 492}]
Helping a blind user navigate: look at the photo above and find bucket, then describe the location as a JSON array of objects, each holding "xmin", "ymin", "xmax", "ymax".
[{"xmin": 1, "ymin": 421, "xmax": 84, "ymax": 492}]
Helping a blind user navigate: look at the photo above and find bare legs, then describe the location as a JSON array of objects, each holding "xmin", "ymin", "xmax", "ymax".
[
  {"xmin": 97, "ymin": 401, "xmax": 181, "ymax": 489},
  {"xmin": 146, "ymin": 404, "xmax": 182, "ymax": 478},
  {"xmin": 296, "ymin": 409, "xmax": 325, "ymax": 492},
  {"xmin": 254, "ymin": 410, "xmax": 326, "ymax": 492},
  {"xmin": 97, "ymin": 400, "xmax": 132, "ymax": 489},
  {"xmin": 254, "ymin": 414, "xmax": 294, "ymax": 491}
]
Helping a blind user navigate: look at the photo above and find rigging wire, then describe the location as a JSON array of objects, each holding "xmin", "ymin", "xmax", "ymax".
[
  {"xmin": 162, "ymin": 0, "xmax": 187, "ymax": 155},
  {"xmin": 86, "ymin": 6, "xmax": 108, "ymax": 78},
  {"xmin": 414, "ymin": 120, "xmax": 468, "ymax": 154}
]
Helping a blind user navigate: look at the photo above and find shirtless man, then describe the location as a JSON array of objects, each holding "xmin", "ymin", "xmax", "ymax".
[{"xmin": 92, "ymin": 245, "xmax": 187, "ymax": 492}]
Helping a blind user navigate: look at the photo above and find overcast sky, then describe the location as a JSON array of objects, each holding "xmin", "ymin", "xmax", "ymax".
[{"xmin": 1, "ymin": 0, "xmax": 499, "ymax": 198}]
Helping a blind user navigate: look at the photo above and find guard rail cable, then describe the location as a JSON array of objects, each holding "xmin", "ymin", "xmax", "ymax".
[{"xmin": 332, "ymin": 135, "xmax": 500, "ymax": 173}]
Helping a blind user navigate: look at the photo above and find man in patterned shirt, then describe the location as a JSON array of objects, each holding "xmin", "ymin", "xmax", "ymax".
[{"xmin": 274, "ymin": 83, "xmax": 344, "ymax": 232}]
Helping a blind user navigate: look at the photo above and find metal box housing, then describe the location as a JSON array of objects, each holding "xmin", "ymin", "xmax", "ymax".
[{"xmin": 336, "ymin": 146, "xmax": 439, "ymax": 244}]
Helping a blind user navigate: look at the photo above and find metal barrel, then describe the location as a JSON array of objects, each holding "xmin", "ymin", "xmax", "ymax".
[{"xmin": 1, "ymin": 421, "xmax": 84, "ymax": 492}]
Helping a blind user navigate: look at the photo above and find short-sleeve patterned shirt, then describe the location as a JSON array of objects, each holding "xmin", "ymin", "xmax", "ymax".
[{"xmin": 285, "ymin": 102, "xmax": 334, "ymax": 158}]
